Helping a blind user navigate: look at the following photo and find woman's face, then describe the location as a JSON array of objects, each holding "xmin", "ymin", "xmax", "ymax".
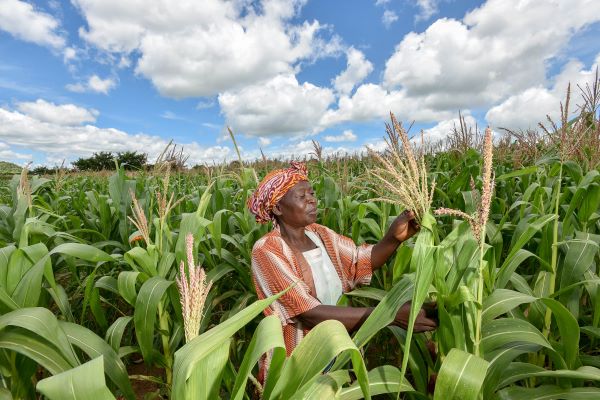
[{"xmin": 273, "ymin": 181, "xmax": 318, "ymax": 227}]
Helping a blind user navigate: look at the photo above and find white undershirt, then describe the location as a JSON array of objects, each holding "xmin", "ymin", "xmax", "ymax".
[{"xmin": 302, "ymin": 230, "xmax": 343, "ymax": 306}]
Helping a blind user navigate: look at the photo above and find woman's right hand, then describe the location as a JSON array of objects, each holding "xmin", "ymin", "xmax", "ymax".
[{"xmin": 393, "ymin": 302, "xmax": 437, "ymax": 332}]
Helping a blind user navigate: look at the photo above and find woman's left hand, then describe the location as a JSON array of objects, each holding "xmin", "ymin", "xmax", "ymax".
[{"xmin": 389, "ymin": 210, "xmax": 420, "ymax": 243}]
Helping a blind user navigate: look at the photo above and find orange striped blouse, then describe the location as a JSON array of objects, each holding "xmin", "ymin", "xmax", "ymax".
[{"xmin": 251, "ymin": 223, "xmax": 373, "ymax": 355}]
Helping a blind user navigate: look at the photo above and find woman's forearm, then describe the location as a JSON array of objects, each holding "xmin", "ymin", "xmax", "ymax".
[
  {"xmin": 371, "ymin": 234, "xmax": 401, "ymax": 270},
  {"xmin": 297, "ymin": 305, "xmax": 373, "ymax": 332}
]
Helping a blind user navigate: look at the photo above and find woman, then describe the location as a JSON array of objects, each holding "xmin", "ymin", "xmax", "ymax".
[{"xmin": 248, "ymin": 162, "xmax": 436, "ymax": 359}]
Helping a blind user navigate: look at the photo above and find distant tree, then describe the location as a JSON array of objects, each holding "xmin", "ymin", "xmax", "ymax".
[
  {"xmin": 73, "ymin": 151, "xmax": 148, "ymax": 171},
  {"xmin": 73, "ymin": 152, "xmax": 115, "ymax": 171},
  {"xmin": 30, "ymin": 165, "xmax": 55, "ymax": 175},
  {"xmin": 117, "ymin": 151, "xmax": 147, "ymax": 170}
]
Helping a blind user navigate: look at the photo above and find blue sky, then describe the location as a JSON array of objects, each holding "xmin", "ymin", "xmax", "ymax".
[{"xmin": 1, "ymin": 0, "xmax": 599, "ymax": 166}]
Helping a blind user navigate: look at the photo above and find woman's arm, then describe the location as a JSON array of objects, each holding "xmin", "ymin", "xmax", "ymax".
[
  {"xmin": 297, "ymin": 305, "xmax": 373, "ymax": 332},
  {"xmin": 371, "ymin": 210, "xmax": 420, "ymax": 270},
  {"xmin": 297, "ymin": 303, "xmax": 437, "ymax": 332}
]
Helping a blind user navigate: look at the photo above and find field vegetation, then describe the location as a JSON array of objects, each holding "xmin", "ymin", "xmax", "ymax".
[{"xmin": 0, "ymin": 77, "xmax": 599, "ymax": 399}]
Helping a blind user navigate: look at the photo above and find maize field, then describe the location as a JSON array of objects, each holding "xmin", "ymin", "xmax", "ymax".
[{"xmin": 1, "ymin": 88, "xmax": 600, "ymax": 399}]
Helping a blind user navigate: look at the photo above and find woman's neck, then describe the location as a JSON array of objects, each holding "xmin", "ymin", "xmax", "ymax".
[{"xmin": 278, "ymin": 222, "xmax": 315, "ymax": 252}]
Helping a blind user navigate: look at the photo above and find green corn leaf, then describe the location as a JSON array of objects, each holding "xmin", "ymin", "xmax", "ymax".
[
  {"xmin": 497, "ymin": 385, "xmax": 600, "ymax": 400},
  {"xmin": 496, "ymin": 166, "xmax": 538, "ymax": 181},
  {"xmin": 332, "ymin": 275, "xmax": 413, "ymax": 370},
  {"xmin": 581, "ymin": 326, "xmax": 600, "ymax": 339},
  {"xmin": 502, "ymin": 214, "xmax": 556, "ymax": 274},
  {"xmin": 61, "ymin": 321, "xmax": 135, "ymax": 400},
  {"xmin": 175, "ymin": 214, "xmax": 212, "ymax": 265},
  {"xmin": 185, "ymin": 339, "xmax": 231, "ymax": 400},
  {"xmin": 290, "ymin": 373, "xmax": 341, "ymax": 400},
  {"xmin": 359, "ymin": 218, "xmax": 383, "ymax": 240},
  {"xmin": 0, "ymin": 329, "xmax": 72, "ymax": 375},
  {"xmin": 95, "ymin": 276, "xmax": 119, "ymax": 295},
  {"xmin": 124, "ymin": 246, "xmax": 158, "ymax": 276},
  {"xmin": 0, "ymin": 245, "xmax": 16, "ymax": 289},
  {"xmin": 206, "ymin": 263, "xmax": 235, "ymax": 283},
  {"xmin": 482, "ymin": 344, "xmax": 541, "ymax": 398},
  {"xmin": 105, "ymin": 316, "xmax": 133, "ymax": 352},
  {"xmin": 399, "ymin": 212, "xmax": 436, "ymax": 393},
  {"xmin": 539, "ymin": 298, "xmax": 579, "ymax": 369},
  {"xmin": 196, "ymin": 181, "xmax": 214, "ymax": 217},
  {"xmin": 171, "ymin": 291, "xmax": 285, "ymax": 400},
  {"xmin": 15, "ymin": 243, "xmax": 116, "ymax": 308},
  {"xmin": 339, "ymin": 366, "xmax": 417, "ymax": 400},
  {"xmin": 47, "ymin": 284, "xmax": 74, "ymax": 322},
  {"xmin": 437, "ymin": 300, "xmax": 467, "ymax": 355},
  {"xmin": 208, "ymin": 209, "xmax": 231, "ymax": 257},
  {"xmin": 231, "ymin": 315, "xmax": 285, "ymax": 400},
  {"xmin": 48, "ymin": 242, "xmax": 115, "ymax": 264},
  {"xmin": 344, "ymin": 287, "xmax": 388, "ymax": 301},
  {"xmin": 388, "ymin": 326, "xmax": 429, "ymax": 393},
  {"xmin": 289, "ymin": 370, "xmax": 352, "ymax": 400},
  {"xmin": 482, "ymin": 318, "xmax": 552, "ymax": 354},
  {"xmin": 497, "ymin": 363, "xmax": 600, "ymax": 388},
  {"xmin": 359, "ymin": 277, "xmax": 413, "ymax": 341},
  {"xmin": 0, "ymin": 286, "xmax": 18, "ymax": 312},
  {"xmin": 157, "ymin": 251, "xmax": 175, "ymax": 278},
  {"xmin": 10, "ymin": 243, "xmax": 48, "ymax": 307},
  {"xmin": 0, "ymin": 388, "xmax": 12, "ymax": 400},
  {"xmin": 118, "ymin": 271, "xmax": 143, "ymax": 305},
  {"xmin": 559, "ymin": 238, "xmax": 598, "ymax": 290},
  {"xmin": 433, "ymin": 348, "xmax": 489, "ymax": 400},
  {"xmin": 36, "ymin": 356, "xmax": 115, "ymax": 400},
  {"xmin": 0, "ymin": 307, "xmax": 79, "ymax": 367},
  {"xmin": 270, "ymin": 320, "xmax": 370, "ymax": 400},
  {"xmin": 134, "ymin": 276, "xmax": 173, "ymax": 363},
  {"xmin": 496, "ymin": 249, "xmax": 540, "ymax": 289},
  {"xmin": 579, "ymin": 183, "xmax": 600, "ymax": 224},
  {"xmin": 482, "ymin": 289, "xmax": 537, "ymax": 323}
]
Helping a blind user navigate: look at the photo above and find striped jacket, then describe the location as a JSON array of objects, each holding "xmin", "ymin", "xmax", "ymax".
[{"xmin": 251, "ymin": 223, "xmax": 373, "ymax": 356}]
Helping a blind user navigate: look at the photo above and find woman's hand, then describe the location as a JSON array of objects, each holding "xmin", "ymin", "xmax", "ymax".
[
  {"xmin": 393, "ymin": 301, "xmax": 437, "ymax": 332},
  {"xmin": 388, "ymin": 210, "xmax": 420, "ymax": 243}
]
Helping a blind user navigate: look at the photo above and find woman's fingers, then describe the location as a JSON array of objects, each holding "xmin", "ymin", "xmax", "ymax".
[
  {"xmin": 414, "ymin": 308, "xmax": 437, "ymax": 331},
  {"xmin": 414, "ymin": 317, "xmax": 437, "ymax": 332},
  {"xmin": 402, "ymin": 210, "xmax": 416, "ymax": 220},
  {"xmin": 394, "ymin": 304, "xmax": 438, "ymax": 331}
]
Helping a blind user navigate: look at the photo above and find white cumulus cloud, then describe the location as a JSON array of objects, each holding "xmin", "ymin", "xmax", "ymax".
[
  {"xmin": 415, "ymin": 0, "xmax": 439, "ymax": 22},
  {"xmin": 324, "ymin": 130, "xmax": 357, "ymax": 142},
  {"xmin": 219, "ymin": 74, "xmax": 335, "ymax": 137},
  {"xmin": 333, "ymin": 48, "xmax": 373, "ymax": 95},
  {"xmin": 0, "ymin": 142, "xmax": 31, "ymax": 160},
  {"xmin": 66, "ymin": 75, "xmax": 116, "ymax": 94},
  {"xmin": 382, "ymin": 10, "xmax": 398, "ymax": 28},
  {"xmin": 320, "ymin": 83, "xmax": 452, "ymax": 128},
  {"xmin": 0, "ymin": 0, "xmax": 65, "ymax": 49},
  {"xmin": 0, "ymin": 101, "xmax": 231, "ymax": 165},
  {"xmin": 258, "ymin": 137, "xmax": 272, "ymax": 146},
  {"xmin": 16, "ymin": 99, "xmax": 99, "ymax": 125},
  {"xmin": 486, "ymin": 56, "xmax": 600, "ymax": 130},
  {"xmin": 383, "ymin": 0, "xmax": 600, "ymax": 112},
  {"xmin": 422, "ymin": 114, "xmax": 478, "ymax": 143},
  {"xmin": 88, "ymin": 75, "xmax": 116, "ymax": 94},
  {"xmin": 72, "ymin": 0, "xmax": 341, "ymax": 98}
]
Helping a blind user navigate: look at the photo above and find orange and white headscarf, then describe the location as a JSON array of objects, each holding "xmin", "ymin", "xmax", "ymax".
[{"xmin": 247, "ymin": 161, "xmax": 309, "ymax": 224}]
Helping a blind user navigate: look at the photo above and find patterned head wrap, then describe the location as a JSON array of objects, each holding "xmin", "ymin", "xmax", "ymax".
[{"xmin": 247, "ymin": 161, "xmax": 309, "ymax": 224}]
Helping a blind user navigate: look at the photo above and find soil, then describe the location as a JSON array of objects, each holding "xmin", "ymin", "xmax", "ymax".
[{"xmin": 118, "ymin": 362, "xmax": 164, "ymax": 399}]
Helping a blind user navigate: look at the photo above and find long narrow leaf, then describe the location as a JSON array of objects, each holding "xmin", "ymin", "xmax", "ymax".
[
  {"xmin": 36, "ymin": 356, "xmax": 115, "ymax": 400},
  {"xmin": 433, "ymin": 349, "xmax": 489, "ymax": 400}
]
